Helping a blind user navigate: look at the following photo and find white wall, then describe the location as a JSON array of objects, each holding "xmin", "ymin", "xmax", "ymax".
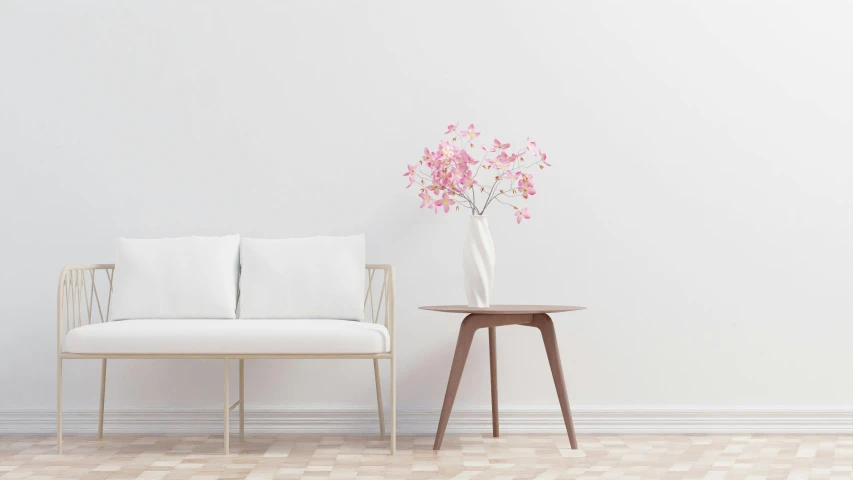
[{"xmin": 1, "ymin": 1, "xmax": 851, "ymax": 426}]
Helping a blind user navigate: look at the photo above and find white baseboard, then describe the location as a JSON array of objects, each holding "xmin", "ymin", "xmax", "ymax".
[{"xmin": 1, "ymin": 407, "xmax": 850, "ymax": 435}]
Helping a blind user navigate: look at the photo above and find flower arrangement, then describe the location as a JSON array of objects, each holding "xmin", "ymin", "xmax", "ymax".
[{"xmin": 404, "ymin": 123, "xmax": 551, "ymax": 224}]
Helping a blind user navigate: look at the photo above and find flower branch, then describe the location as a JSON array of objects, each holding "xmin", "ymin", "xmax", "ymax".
[{"xmin": 403, "ymin": 123, "xmax": 553, "ymax": 223}]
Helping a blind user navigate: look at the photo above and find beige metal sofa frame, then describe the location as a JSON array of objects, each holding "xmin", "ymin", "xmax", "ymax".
[{"xmin": 56, "ymin": 264, "xmax": 396, "ymax": 454}]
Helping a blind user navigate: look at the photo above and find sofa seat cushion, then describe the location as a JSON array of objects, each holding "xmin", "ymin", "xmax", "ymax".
[{"xmin": 64, "ymin": 320, "xmax": 390, "ymax": 355}]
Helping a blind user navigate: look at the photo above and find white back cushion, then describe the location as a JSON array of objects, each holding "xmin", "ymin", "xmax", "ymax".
[
  {"xmin": 109, "ymin": 235, "xmax": 241, "ymax": 320},
  {"xmin": 239, "ymin": 235, "xmax": 365, "ymax": 320}
]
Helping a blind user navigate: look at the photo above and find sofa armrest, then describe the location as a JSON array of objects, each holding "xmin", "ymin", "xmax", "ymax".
[
  {"xmin": 57, "ymin": 264, "xmax": 115, "ymax": 354},
  {"xmin": 365, "ymin": 264, "xmax": 395, "ymax": 355}
]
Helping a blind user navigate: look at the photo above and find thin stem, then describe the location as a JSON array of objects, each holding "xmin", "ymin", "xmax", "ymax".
[
  {"xmin": 481, "ymin": 174, "xmax": 508, "ymax": 214},
  {"xmin": 518, "ymin": 160, "xmax": 543, "ymax": 170},
  {"xmin": 458, "ymin": 189, "xmax": 476, "ymax": 213},
  {"xmin": 493, "ymin": 197, "xmax": 516, "ymax": 208},
  {"xmin": 472, "ymin": 150, "xmax": 489, "ymax": 180}
]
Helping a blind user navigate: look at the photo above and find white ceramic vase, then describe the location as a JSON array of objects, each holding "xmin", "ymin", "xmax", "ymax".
[{"xmin": 462, "ymin": 215, "xmax": 495, "ymax": 308}]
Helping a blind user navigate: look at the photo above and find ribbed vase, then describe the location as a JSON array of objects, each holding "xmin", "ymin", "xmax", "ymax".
[{"xmin": 462, "ymin": 215, "xmax": 495, "ymax": 308}]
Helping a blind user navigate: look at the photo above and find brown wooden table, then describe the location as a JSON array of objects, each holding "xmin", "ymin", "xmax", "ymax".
[{"xmin": 420, "ymin": 305, "xmax": 586, "ymax": 450}]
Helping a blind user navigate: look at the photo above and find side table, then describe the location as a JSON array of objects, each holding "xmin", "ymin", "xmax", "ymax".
[{"xmin": 420, "ymin": 305, "xmax": 586, "ymax": 450}]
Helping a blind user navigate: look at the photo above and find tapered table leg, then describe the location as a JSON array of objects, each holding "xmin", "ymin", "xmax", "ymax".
[
  {"xmin": 433, "ymin": 317, "xmax": 478, "ymax": 450},
  {"xmin": 488, "ymin": 326, "xmax": 499, "ymax": 438},
  {"xmin": 532, "ymin": 314, "xmax": 578, "ymax": 449}
]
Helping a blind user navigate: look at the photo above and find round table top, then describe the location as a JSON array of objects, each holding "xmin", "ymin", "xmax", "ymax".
[{"xmin": 419, "ymin": 305, "xmax": 586, "ymax": 314}]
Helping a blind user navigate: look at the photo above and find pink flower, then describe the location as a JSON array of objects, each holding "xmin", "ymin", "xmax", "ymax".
[
  {"xmin": 403, "ymin": 163, "xmax": 417, "ymax": 187},
  {"xmin": 504, "ymin": 170, "xmax": 521, "ymax": 180},
  {"xmin": 418, "ymin": 191, "xmax": 432, "ymax": 208},
  {"xmin": 492, "ymin": 151, "xmax": 512, "ymax": 168},
  {"xmin": 518, "ymin": 184, "xmax": 536, "ymax": 199},
  {"xmin": 445, "ymin": 122, "xmax": 458, "ymax": 134},
  {"xmin": 435, "ymin": 192, "xmax": 456, "ymax": 213},
  {"xmin": 439, "ymin": 140, "xmax": 456, "ymax": 158},
  {"xmin": 539, "ymin": 150, "xmax": 551, "ymax": 166},
  {"xmin": 518, "ymin": 172, "xmax": 535, "ymax": 185},
  {"xmin": 485, "ymin": 153, "xmax": 511, "ymax": 169},
  {"xmin": 515, "ymin": 207, "xmax": 531, "ymax": 224},
  {"xmin": 526, "ymin": 137, "xmax": 537, "ymax": 153},
  {"xmin": 460, "ymin": 124, "xmax": 480, "ymax": 139},
  {"xmin": 458, "ymin": 149, "xmax": 478, "ymax": 165},
  {"xmin": 460, "ymin": 174, "xmax": 477, "ymax": 189},
  {"xmin": 486, "ymin": 139, "xmax": 511, "ymax": 152}
]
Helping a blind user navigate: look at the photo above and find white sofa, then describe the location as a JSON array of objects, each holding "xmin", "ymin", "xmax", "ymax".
[{"xmin": 56, "ymin": 235, "xmax": 396, "ymax": 454}]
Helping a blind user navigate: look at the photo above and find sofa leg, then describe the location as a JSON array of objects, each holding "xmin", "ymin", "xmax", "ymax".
[
  {"xmin": 390, "ymin": 355, "xmax": 396, "ymax": 454},
  {"xmin": 373, "ymin": 359, "xmax": 386, "ymax": 438},
  {"xmin": 57, "ymin": 357, "xmax": 62, "ymax": 455},
  {"xmin": 239, "ymin": 359, "xmax": 245, "ymax": 439},
  {"xmin": 223, "ymin": 358, "xmax": 230, "ymax": 455},
  {"xmin": 98, "ymin": 359, "xmax": 107, "ymax": 439}
]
